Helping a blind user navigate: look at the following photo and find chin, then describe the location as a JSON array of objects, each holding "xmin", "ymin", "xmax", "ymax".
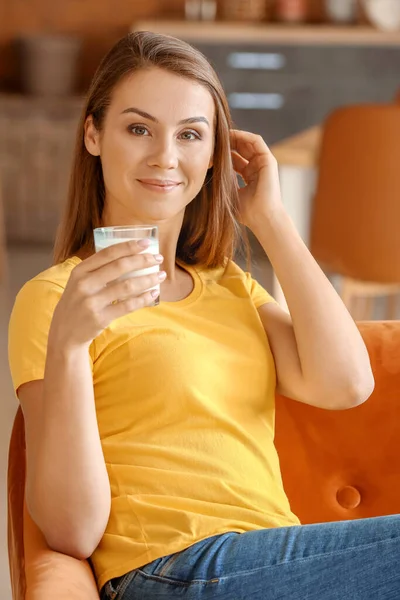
[{"xmin": 127, "ymin": 192, "xmax": 191, "ymax": 222}]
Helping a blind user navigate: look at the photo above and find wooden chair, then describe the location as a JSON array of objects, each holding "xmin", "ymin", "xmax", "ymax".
[
  {"xmin": 310, "ymin": 105, "xmax": 400, "ymax": 320},
  {"xmin": 0, "ymin": 179, "xmax": 7, "ymax": 280}
]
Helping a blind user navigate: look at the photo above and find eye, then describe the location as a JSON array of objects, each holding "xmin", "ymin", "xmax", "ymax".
[
  {"xmin": 128, "ymin": 124, "xmax": 149, "ymax": 136},
  {"xmin": 179, "ymin": 130, "xmax": 201, "ymax": 141}
]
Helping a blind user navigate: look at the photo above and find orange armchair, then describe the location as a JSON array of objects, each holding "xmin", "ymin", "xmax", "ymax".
[{"xmin": 8, "ymin": 321, "xmax": 400, "ymax": 599}]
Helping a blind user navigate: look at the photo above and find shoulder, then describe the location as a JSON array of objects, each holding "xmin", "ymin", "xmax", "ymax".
[
  {"xmin": 196, "ymin": 259, "xmax": 246, "ymax": 282},
  {"xmin": 8, "ymin": 257, "xmax": 82, "ymax": 393},
  {"xmin": 196, "ymin": 259, "xmax": 253, "ymax": 296},
  {"xmin": 196, "ymin": 259, "xmax": 275, "ymax": 307},
  {"xmin": 28, "ymin": 256, "xmax": 81, "ymax": 290},
  {"xmin": 15, "ymin": 256, "xmax": 81, "ymax": 300},
  {"xmin": 198, "ymin": 259, "xmax": 253, "ymax": 289},
  {"xmin": 11, "ymin": 257, "xmax": 81, "ymax": 321}
]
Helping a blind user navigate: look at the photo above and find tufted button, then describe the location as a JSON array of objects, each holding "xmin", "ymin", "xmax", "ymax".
[{"xmin": 336, "ymin": 486, "xmax": 362, "ymax": 509}]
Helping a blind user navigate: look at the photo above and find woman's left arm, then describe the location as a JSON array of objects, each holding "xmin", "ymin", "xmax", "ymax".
[{"xmin": 231, "ymin": 130, "xmax": 374, "ymax": 410}]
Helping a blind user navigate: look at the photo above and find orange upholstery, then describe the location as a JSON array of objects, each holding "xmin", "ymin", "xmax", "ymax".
[
  {"xmin": 8, "ymin": 411, "xmax": 99, "ymax": 599},
  {"xmin": 310, "ymin": 105, "xmax": 400, "ymax": 284},
  {"xmin": 8, "ymin": 321, "xmax": 400, "ymax": 598},
  {"xmin": 275, "ymin": 321, "xmax": 400, "ymax": 523}
]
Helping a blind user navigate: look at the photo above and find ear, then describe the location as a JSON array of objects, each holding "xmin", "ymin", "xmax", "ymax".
[
  {"xmin": 208, "ymin": 152, "xmax": 214, "ymax": 169},
  {"xmin": 84, "ymin": 116, "xmax": 101, "ymax": 157}
]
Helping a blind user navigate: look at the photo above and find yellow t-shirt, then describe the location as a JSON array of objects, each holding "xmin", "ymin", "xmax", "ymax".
[{"xmin": 8, "ymin": 257, "xmax": 300, "ymax": 590}]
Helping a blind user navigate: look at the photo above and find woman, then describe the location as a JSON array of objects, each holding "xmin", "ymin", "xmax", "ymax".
[{"xmin": 8, "ymin": 32, "xmax": 399, "ymax": 600}]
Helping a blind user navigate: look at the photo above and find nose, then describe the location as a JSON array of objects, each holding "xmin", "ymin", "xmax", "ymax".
[{"xmin": 147, "ymin": 137, "xmax": 179, "ymax": 170}]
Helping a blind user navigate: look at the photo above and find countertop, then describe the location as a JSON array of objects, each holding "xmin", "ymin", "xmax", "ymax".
[
  {"xmin": 271, "ymin": 126, "xmax": 321, "ymax": 167},
  {"xmin": 132, "ymin": 21, "xmax": 400, "ymax": 46}
]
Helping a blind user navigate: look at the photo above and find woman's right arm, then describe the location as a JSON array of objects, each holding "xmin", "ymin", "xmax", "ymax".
[
  {"xmin": 17, "ymin": 240, "xmax": 164, "ymax": 559},
  {"xmin": 19, "ymin": 346, "xmax": 109, "ymax": 560}
]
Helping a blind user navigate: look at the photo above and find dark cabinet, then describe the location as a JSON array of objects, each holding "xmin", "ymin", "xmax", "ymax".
[{"xmin": 194, "ymin": 43, "xmax": 400, "ymax": 144}]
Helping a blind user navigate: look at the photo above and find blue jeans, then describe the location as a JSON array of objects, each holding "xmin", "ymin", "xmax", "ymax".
[{"xmin": 101, "ymin": 514, "xmax": 400, "ymax": 599}]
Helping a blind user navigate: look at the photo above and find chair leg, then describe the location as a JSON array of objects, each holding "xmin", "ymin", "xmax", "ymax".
[
  {"xmin": 340, "ymin": 278, "xmax": 355, "ymax": 315},
  {"xmin": 352, "ymin": 296, "xmax": 374, "ymax": 320},
  {"xmin": 340, "ymin": 278, "xmax": 366, "ymax": 319},
  {"xmin": 340, "ymin": 277, "xmax": 400, "ymax": 321},
  {"xmin": 386, "ymin": 295, "xmax": 399, "ymax": 320},
  {"xmin": 340, "ymin": 278, "xmax": 376, "ymax": 320},
  {"xmin": 363, "ymin": 296, "xmax": 375, "ymax": 320},
  {"xmin": 351, "ymin": 296, "xmax": 362, "ymax": 320}
]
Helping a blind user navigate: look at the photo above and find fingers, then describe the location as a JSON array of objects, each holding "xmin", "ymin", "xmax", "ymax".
[
  {"xmin": 103, "ymin": 289, "xmax": 157, "ymax": 321},
  {"xmin": 72, "ymin": 252, "xmax": 163, "ymax": 294},
  {"xmin": 92, "ymin": 252, "xmax": 163, "ymax": 289},
  {"xmin": 231, "ymin": 151, "xmax": 249, "ymax": 180},
  {"xmin": 78, "ymin": 239, "xmax": 152, "ymax": 274},
  {"xmin": 98, "ymin": 270, "xmax": 166, "ymax": 305},
  {"xmin": 85, "ymin": 270, "xmax": 165, "ymax": 325},
  {"xmin": 232, "ymin": 150, "xmax": 274, "ymax": 185},
  {"xmin": 230, "ymin": 129, "xmax": 271, "ymax": 161}
]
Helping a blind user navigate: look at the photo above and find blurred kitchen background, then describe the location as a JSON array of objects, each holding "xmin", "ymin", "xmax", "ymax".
[{"xmin": 1, "ymin": 0, "xmax": 400, "ymax": 596}]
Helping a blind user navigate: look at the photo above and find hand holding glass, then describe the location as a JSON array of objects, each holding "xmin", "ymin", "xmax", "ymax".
[{"xmin": 93, "ymin": 226, "xmax": 161, "ymax": 305}]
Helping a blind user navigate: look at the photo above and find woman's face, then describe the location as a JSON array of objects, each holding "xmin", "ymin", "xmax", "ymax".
[{"xmin": 85, "ymin": 67, "xmax": 216, "ymax": 226}]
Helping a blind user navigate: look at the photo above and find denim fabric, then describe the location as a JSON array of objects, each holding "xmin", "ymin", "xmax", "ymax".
[{"xmin": 101, "ymin": 514, "xmax": 400, "ymax": 599}]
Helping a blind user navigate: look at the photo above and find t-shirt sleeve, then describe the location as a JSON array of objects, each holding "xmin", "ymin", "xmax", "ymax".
[
  {"xmin": 245, "ymin": 272, "xmax": 277, "ymax": 309},
  {"xmin": 8, "ymin": 279, "xmax": 64, "ymax": 394}
]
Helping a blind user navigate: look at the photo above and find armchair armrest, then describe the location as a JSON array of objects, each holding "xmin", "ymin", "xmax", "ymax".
[{"xmin": 24, "ymin": 504, "xmax": 99, "ymax": 599}]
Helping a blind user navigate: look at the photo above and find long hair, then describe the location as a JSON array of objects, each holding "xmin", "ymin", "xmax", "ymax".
[{"xmin": 54, "ymin": 31, "xmax": 244, "ymax": 268}]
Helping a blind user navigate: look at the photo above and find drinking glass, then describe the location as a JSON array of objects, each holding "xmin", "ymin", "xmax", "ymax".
[{"xmin": 93, "ymin": 225, "xmax": 160, "ymax": 305}]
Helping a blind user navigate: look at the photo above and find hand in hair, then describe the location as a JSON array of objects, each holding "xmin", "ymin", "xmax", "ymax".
[{"xmin": 230, "ymin": 129, "xmax": 282, "ymax": 231}]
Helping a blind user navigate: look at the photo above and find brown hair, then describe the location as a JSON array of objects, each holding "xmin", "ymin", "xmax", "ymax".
[{"xmin": 54, "ymin": 31, "xmax": 244, "ymax": 268}]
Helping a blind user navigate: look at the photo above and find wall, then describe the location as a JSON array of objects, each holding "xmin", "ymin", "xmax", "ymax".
[{"xmin": 0, "ymin": 0, "xmax": 184, "ymax": 90}]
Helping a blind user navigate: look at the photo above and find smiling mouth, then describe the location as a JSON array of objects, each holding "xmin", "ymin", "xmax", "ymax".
[{"xmin": 137, "ymin": 179, "xmax": 182, "ymax": 192}]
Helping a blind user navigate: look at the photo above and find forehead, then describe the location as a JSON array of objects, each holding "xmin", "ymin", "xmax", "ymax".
[{"xmin": 110, "ymin": 67, "xmax": 215, "ymax": 122}]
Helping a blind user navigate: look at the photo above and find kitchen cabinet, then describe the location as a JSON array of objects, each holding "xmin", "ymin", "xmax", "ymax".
[{"xmin": 194, "ymin": 43, "xmax": 400, "ymax": 143}]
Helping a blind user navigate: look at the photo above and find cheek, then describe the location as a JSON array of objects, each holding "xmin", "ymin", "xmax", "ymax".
[
  {"xmin": 106, "ymin": 132, "xmax": 131, "ymax": 160},
  {"xmin": 100, "ymin": 133, "xmax": 142, "ymax": 178},
  {"xmin": 183, "ymin": 151, "xmax": 212, "ymax": 198},
  {"xmin": 185, "ymin": 145, "xmax": 212, "ymax": 177}
]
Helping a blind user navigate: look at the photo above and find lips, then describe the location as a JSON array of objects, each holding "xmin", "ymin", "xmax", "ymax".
[
  {"xmin": 137, "ymin": 179, "xmax": 182, "ymax": 193},
  {"xmin": 137, "ymin": 179, "xmax": 181, "ymax": 187}
]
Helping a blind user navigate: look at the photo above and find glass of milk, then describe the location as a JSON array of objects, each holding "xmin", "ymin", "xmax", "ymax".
[{"xmin": 93, "ymin": 225, "xmax": 160, "ymax": 306}]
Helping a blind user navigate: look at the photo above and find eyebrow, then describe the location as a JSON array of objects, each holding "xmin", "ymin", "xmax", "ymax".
[{"xmin": 120, "ymin": 107, "xmax": 210, "ymax": 127}]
